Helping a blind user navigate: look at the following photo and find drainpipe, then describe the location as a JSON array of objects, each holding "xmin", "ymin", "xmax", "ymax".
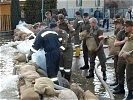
[{"xmin": 41, "ymin": 0, "xmax": 44, "ymax": 22}]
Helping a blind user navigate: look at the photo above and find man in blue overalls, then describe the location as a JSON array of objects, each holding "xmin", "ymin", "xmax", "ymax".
[{"xmin": 29, "ymin": 23, "xmax": 61, "ymax": 84}]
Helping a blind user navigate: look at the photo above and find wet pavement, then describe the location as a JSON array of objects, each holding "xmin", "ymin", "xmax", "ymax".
[{"xmin": 0, "ymin": 29, "xmax": 128, "ymax": 100}]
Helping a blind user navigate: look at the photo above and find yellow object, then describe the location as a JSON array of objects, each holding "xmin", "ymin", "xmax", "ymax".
[{"xmin": 74, "ymin": 47, "xmax": 80, "ymax": 57}]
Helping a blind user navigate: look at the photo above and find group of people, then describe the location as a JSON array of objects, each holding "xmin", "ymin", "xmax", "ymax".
[
  {"xmin": 110, "ymin": 16, "xmax": 133, "ymax": 100},
  {"xmin": 27, "ymin": 9, "xmax": 133, "ymax": 100}
]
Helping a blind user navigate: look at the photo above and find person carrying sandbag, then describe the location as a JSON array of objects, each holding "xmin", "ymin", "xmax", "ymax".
[
  {"xmin": 119, "ymin": 21, "xmax": 133, "ymax": 100},
  {"xmin": 86, "ymin": 17, "xmax": 107, "ymax": 81},
  {"xmin": 113, "ymin": 20, "xmax": 132, "ymax": 94}
]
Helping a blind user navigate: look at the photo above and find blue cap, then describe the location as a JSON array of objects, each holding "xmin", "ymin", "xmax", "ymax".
[{"xmin": 50, "ymin": 22, "xmax": 57, "ymax": 28}]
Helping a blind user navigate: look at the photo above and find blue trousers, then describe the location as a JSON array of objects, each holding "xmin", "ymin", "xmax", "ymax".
[
  {"xmin": 45, "ymin": 50, "xmax": 60, "ymax": 78},
  {"xmin": 102, "ymin": 18, "xmax": 109, "ymax": 29}
]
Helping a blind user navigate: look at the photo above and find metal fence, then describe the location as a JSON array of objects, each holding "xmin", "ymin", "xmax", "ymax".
[{"xmin": 0, "ymin": 15, "xmax": 11, "ymax": 32}]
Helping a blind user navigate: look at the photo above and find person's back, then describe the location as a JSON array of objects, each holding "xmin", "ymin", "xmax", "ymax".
[
  {"xmin": 94, "ymin": 9, "xmax": 100, "ymax": 18},
  {"xmin": 94, "ymin": 8, "xmax": 100, "ymax": 26},
  {"xmin": 33, "ymin": 27, "xmax": 60, "ymax": 52}
]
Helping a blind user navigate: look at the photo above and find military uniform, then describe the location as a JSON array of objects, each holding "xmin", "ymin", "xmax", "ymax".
[
  {"xmin": 113, "ymin": 29, "xmax": 128, "ymax": 94},
  {"xmin": 73, "ymin": 12, "xmax": 83, "ymax": 57},
  {"xmin": 86, "ymin": 26, "xmax": 107, "ymax": 80},
  {"xmin": 57, "ymin": 29, "xmax": 73, "ymax": 81},
  {"xmin": 125, "ymin": 21, "xmax": 133, "ymax": 100},
  {"xmin": 110, "ymin": 18, "xmax": 124, "ymax": 86},
  {"xmin": 44, "ymin": 17, "xmax": 56, "ymax": 26},
  {"xmin": 80, "ymin": 13, "xmax": 91, "ymax": 70},
  {"xmin": 58, "ymin": 17, "xmax": 73, "ymax": 81},
  {"xmin": 126, "ymin": 63, "xmax": 133, "ymax": 99}
]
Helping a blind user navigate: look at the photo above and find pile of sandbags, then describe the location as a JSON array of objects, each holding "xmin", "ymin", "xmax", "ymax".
[
  {"xmin": 15, "ymin": 62, "xmax": 98, "ymax": 100},
  {"xmin": 103, "ymin": 35, "xmax": 120, "ymax": 56},
  {"xmin": 119, "ymin": 34, "xmax": 133, "ymax": 63},
  {"xmin": 14, "ymin": 28, "xmax": 31, "ymax": 41},
  {"xmin": 14, "ymin": 22, "xmax": 35, "ymax": 41}
]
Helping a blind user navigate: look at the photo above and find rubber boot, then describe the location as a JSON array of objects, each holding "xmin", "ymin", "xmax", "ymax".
[
  {"xmin": 64, "ymin": 72, "xmax": 71, "ymax": 82},
  {"xmin": 60, "ymin": 69, "xmax": 65, "ymax": 77},
  {"xmin": 103, "ymin": 71, "xmax": 107, "ymax": 81},
  {"xmin": 113, "ymin": 84, "xmax": 125, "ymax": 94},
  {"xmin": 74, "ymin": 47, "xmax": 80, "ymax": 57},
  {"xmin": 86, "ymin": 69, "xmax": 94, "ymax": 79},
  {"xmin": 126, "ymin": 90, "xmax": 133, "ymax": 100},
  {"xmin": 80, "ymin": 65, "xmax": 89, "ymax": 70}
]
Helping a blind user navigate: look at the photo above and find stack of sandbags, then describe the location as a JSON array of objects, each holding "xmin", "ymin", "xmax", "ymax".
[
  {"xmin": 34, "ymin": 77, "xmax": 79, "ymax": 100},
  {"xmin": 20, "ymin": 64, "xmax": 40, "ymax": 86},
  {"xmin": 103, "ymin": 35, "xmax": 120, "ymax": 55},
  {"xmin": 119, "ymin": 34, "xmax": 133, "ymax": 63},
  {"xmin": 18, "ymin": 63, "xmax": 41, "ymax": 100}
]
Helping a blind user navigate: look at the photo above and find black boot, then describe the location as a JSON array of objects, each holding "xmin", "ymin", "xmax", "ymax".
[
  {"xmin": 80, "ymin": 65, "xmax": 89, "ymax": 70},
  {"xmin": 113, "ymin": 84, "xmax": 125, "ymax": 94},
  {"xmin": 86, "ymin": 70, "xmax": 94, "ymax": 79},
  {"xmin": 103, "ymin": 71, "xmax": 107, "ymax": 81},
  {"xmin": 113, "ymin": 84, "xmax": 120, "ymax": 90},
  {"xmin": 60, "ymin": 69, "xmax": 65, "ymax": 77},
  {"xmin": 126, "ymin": 90, "xmax": 133, "ymax": 100},
  {"xmin": 64, "ymin": 72, "xmax": 71, "ymax": 82}
]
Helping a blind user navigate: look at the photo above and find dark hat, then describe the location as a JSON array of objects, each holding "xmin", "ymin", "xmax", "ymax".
[
  {"xmin": 50, "ymin": 22, "xmax": 57, "ymax": 28},
  {"xmin": 75, "ymin": 11, "xmax": 81, "ymax": 15},
  {"xmin": 83, "ymin": 13, "xmax": 89, "ymax": 17},
  {"xmin": 124, "ymin": 20, "xmax": 133, "ymax": 27},
  {"xmin": 114, "ymin": 18, "xmax": 124, "ymax": 24}
]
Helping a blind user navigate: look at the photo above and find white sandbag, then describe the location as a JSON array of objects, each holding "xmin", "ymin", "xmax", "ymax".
[
  {"xmin": 32, "ymin": 49, "xmax": 46, "ymax": 72},
  {"xmin": 17, "ymin": 39, "xmax": 34, "ymax": 54},
  {"xmin": 16, "ymin": 22, "xmax": 34, "ymax": 35}
]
